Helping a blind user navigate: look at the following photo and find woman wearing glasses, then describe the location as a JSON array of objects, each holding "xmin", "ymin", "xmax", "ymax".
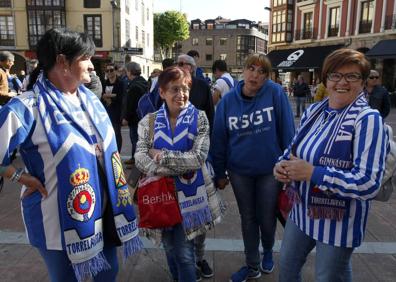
[
  {"xmin": 135, "ymin": 66, "xmax": 222, "ymax": 282},
  {"xmin": 211, "ymin": 53, "xmax": 295, "ymax": 282},
  {"xmin": 274, "ymin": 49, "xmax": 387, "ymax": 282},
  {"xmin": 365, "ymin": 69, "xmax": 390, "ymax": 119}
]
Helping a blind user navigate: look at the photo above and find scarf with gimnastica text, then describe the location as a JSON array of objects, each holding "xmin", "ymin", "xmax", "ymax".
[
  {"xmin": 153, "ymin": 102, "xmax": 212, "ymax": 232},
  {"xmin": 35, "ymin": 73, "xmax": 142, "ymax": 281},
  {"xmin": 288, "ymin": 93, "xmax": 368, "ymax": 220}
]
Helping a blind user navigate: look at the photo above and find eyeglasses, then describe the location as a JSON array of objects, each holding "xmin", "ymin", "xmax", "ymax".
[
  {"xmin": 368, "ymin": 76, "xmax": 379, "ymax": 80},
  {"xmin": 327, "ymin": 72, "xmax": 362, "ymax": 82},
  {"xmin": 105, "ymin": 68, "xmax": 115, "ymax": 73},
  {"xmin": 167, "ymin": 85, "xmax": 190, "ymax": 94},
  {"xmin": 177, "ymin": 62, "xmax": 191, "ymax": 67}
]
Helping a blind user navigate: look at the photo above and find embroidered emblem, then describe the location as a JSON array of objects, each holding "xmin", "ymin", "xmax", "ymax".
[
  {"xmin": 111, "ymin": 152, "xmax": 127, "ymax": 188},
  {"xmin": 179, "ymin": 171, "xmax": 197, "ymax": 185},
  {"xmin": 111, "ymin": 152, "xmax": 132, "ymax": 207},
  {"xmin": 67, "ymin": 166, "xmax": 96, "ymax": 222}
]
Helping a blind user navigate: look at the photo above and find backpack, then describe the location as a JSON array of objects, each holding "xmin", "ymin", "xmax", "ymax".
[
  {"xmin": 137, "ymin": 83, "xmax": 162, "ymax": 119},
  {"xmin": 375, "ymin": 123, "xmax": 396, "ymax": 201},
  {"xmin": 219, "ymin": 76, "xmax": 238, "ymax": 90}
]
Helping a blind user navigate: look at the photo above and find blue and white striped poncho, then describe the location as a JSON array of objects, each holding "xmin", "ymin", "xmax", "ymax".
[{"xmin": 280, "ymin": 93, "xmax": 387, "ymax": 248}]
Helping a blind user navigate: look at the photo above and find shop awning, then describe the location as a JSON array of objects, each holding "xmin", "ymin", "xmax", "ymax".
[
  {"xmin": 366, "ymin": 40, "xmax": 396, "ymax": 59},
  {"xmin": 267, "ymin": 45, "xmax": 343, "ymax": 71}
]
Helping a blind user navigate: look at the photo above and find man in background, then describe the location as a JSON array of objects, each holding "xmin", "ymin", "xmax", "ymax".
[
  {"xmin": 292, "ymin": 75, "xmax": 310, "ymax": 118},
  {"xmin": 0, "ymin": 51, "xmax": 17, "ymax": 106},
  {"xmin": 211, "ymin": 60, "xmax": 236, "ymax": 106},
  {"xmin": 366, "ymin": 69, "xmax": 390, "ymax": 119},
  {"xmin": 187, "ymin": 50, "xmax": 206, "ymax": 82}
]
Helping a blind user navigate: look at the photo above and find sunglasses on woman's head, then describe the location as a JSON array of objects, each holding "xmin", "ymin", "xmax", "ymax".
[{"xmin": 105, "ymin": 68, "xmax": 115, "ymax": 73}]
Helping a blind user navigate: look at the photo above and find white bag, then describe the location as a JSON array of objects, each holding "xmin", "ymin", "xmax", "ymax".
[{"xmin": 375, "ymin": 124, "xmax": 396, "ymax": 201}]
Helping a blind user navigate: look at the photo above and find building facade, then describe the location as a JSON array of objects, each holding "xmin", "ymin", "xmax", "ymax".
[
  {"xmin": 0, "ymin": 0, "xmax": 156, "ymax": 80},
  {"xmin": 267, "ymin": 0, "xmax": 396, "ymax": 91},
  {"xmin": 180, "ymin": 17, "xmax": 268, "ymax": 77}
]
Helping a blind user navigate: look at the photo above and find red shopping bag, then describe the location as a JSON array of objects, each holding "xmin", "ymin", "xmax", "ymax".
[
  {"xmin": 276, "ymin": 187, "xmax": 293, "ymax": 227},
  {"xmin": 137, "ymin": 176, "xmax": 182, "ymax": 229}
]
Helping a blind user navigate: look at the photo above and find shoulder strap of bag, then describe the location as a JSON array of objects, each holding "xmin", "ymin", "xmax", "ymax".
[{"xmin": 148, "ymin": 112, "xmax": 155, "ymax": 142}]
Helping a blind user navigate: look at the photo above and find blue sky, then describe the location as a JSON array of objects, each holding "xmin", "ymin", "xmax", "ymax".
[{"xmin": 153, "ymin": 0, "xmax": 270, "ymax": 23}]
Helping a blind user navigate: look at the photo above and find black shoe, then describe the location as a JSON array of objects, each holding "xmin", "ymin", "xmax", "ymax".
[
  {"xmin": 196, "ymin": 260, "xmax": 214, "ymax": 278},
  {"xmin": 196, "ymin": 268, "xmax": 202, "ymax": 281}
]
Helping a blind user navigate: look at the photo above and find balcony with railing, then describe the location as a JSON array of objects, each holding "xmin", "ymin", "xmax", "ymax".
[
  {"xmin": 0, "ymin": 37, "xmax": 14, "ymax": 46},
  {"xmin": 328, "ymin": 26, "xmax": 339, "ymax": 37},
  {"xmin": 385, "ymin": 14, "xmax": 396, "ymax": 30},
  {"xmin": 359, "ymin": 21, "xmax": 372, "ymax": 34},
  {"xmin": 295, "ymin": 28, "xmax": 316, "ymax": 40},
  {"xmin": 0, "ymin": 0, "xmax": 11, "ymax": 8}
]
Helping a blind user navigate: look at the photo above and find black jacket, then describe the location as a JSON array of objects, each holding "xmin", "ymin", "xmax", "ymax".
[
  {"xmin": 293, "ymin": 81, "xmax": 310, "ymax": 97},
  {"xmin": 122, "ymin": 76, "xmax": 148, "ymax": 126},
  {"xmin": 368, "ymin": 85, "xmax": 390, "ymax": 118},
  {"xmin": 102, "ymin": 77, "xmax": 124, "ymax": 123},
  {"xmin": 189, "ymin": 77, "xmax": 215, "ymax": 132}
]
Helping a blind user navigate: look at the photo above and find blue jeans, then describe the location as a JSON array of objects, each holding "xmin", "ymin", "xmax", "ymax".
[
  {"xmin": 162, "ymin": 224, "xmax": 196, "ymax": 282},
  {"xmin": 129, "ymin": 125, "xmax": 139, "ymax": 160},
  {"xmin": 229, "ymin": 172, "xmax": 280, "ymax": 268},
  {"xmin": 279, "ymin": 220, "xmax": 353, "ymax": 282},
  {"xmin": 38, "ymin": 245, "xmax": 118, "ymax": 282},
  {"xmin": 295, "ymin": 96, "xmax": 306, "ymax": 117}
]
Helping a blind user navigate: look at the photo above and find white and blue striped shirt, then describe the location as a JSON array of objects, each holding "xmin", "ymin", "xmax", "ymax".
[{"xmin": 280, "ymin": 97, "xmax": 386, "ymax": 248}]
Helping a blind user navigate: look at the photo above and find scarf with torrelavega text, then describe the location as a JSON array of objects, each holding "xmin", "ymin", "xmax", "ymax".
[
  {"xmin": 153, "ymin": 102, "xmax": 212, "ymax": 232},
  {"xmin": 35, "ymin": 74, "xmax": 142, "ymax": 281},
  {"xmin": 291, "ymin": 93, "xmax": 368, "ymax": 220}
]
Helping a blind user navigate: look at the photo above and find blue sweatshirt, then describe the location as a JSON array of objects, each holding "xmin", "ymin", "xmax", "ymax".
[{"xmin": 210, "ymin": 79, "xmax": 295, "ymax": 178}]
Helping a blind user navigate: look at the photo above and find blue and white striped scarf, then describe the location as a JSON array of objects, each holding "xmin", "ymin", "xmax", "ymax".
[
  {"xmin": 153, "ymin": 102, "xmax": 212, "ymax": 232},
  {"xmin": 292, "ymin": 93, "xmax": 368, "ymax": 220},
  {"xmin": 35, "ymin": 74, "xmax": 142, "ymax": 281}
]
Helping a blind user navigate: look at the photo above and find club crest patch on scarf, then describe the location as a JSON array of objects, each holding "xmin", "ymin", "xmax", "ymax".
[
  {"xmin": 111, "ymin": 152, "xmax": 132, "ymax": 207},
  {"xmin": 67, "ymin": 167, "xmax": 96, "ymax": 222}
]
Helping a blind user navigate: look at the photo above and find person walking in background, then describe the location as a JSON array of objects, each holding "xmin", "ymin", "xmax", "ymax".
[
  {"xmin": 177, "ymin": 54, "xmax": 215, "ymax": 280},
  {"xmin": 22, "ymin": 59, "xmax": 39, "ymax": 91},
  {"xmin": 135, "ymin": 66, "xmax": 222, "ymax": 282},
  {"xmin": 187, "ymin": 50, "xmax": 206, "ymax": 82},
  {"xmin": 274, "ymin": 49, "xmax": 386, "ymax": 282},
  {"xmin": 293, "ymin": 75, "xmax": 310, "ymax": 117},
  {"xmin": 211, "ymin": 59, "xmax": 236, "ymax": 106},
  {"xmin": 122, "ymin": 62, "xmax": 148, "ymax": 168},
  {"xmin": 177, "ymin": 54, "xmax": 214, "ymax": 132},
  {"xmin": 0, "ymin": 51, "xmax": 18, "ymax": 106},
  {"xmin": 211, "ymin": 53, "xmax": 295, "ymax": 282},
  {"xmin": 366, "ymin": 69, "xmax": 390, "ymax": 119},
  {"xmin": 0, "ymin": 28, "xmax": 142, "ymax": 282},
  {"xmin": 102, "ymin": 63, "xmax": 124, "ymax": 151}
]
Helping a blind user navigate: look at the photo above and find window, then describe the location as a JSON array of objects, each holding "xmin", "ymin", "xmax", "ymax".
[
  {"xmin": 359, "ymin": 0, "xmax": 374, "ymax": 34},
  {"xmin": 125, "ymin": 0, "xmax": 129, "ymax": 14},
  {"xmin": 207, "ymin": 23, "xmax": 214, "ymax": 29},
  {"xmin": 220, "ymin": 38, "xmax": 227, "ymax": 46},
  {"xmin": 220, "ymin": 54, "xmax": 227, "ymax": 60},
  {"xmin": 84, "ymin": 15, "xmax": 102, "ymax": 47},
  {"xmin": 272, "ymin": 10, "xmax": 287, "ymax": 43},
  {"xmin": 141, "ymin": 1, "xmax": 145, "ymax": 25},
  {"xmin": 147, "ymin": 8, "xmax": 149, "ymax": 21},
  {"xmin": 135, "ymin": 26, "xmax": 138, "ymax": 41},
  {"xmin": 0, "ymin": 16, "xmax": 14, "ymax": 46},
  {"xmin": 302, "ymin": 12, "xmax": 313, "ymax": 39},
  {"xmin": 206, "ymin": 38, "xmax": 213, "ymax": 45},
  {"xmin": 135, "ymin": 0, "xmax": 138, "ymax": 10},
  {"xmin": 142, "ymin": 30, "xmax": 145, "ymax": 46},
  {"xmin": 192, "ymin": 23, "xmax": 200, "ymax": 29},
  {"xmin": 84, "ymin": 0, "xmax": 100, "ymax": 8},
  {"xmin": 147, "ymin": 33, "xmax": 149, "ymax": 47},
  {"xmin": 0, "ymin": 0, "xmax": 11, "ymax": 7},
  {"xmin": 192, "ymin": 38, "xmax": 198, "ymax": 46},
  {"xmin": 27, "ymin": 8, "xmax": 66, "ymax": 47},
  {"xmin": 206, "ymin": 54, "xmax": 212, "ymax": 61},
  {"xmin": 328, "ymin": 7, "xmax": 339, "ymax": 37},
  {"xmin": 125, "ymin": 19, "xmax": 130, "ymax": 46}
]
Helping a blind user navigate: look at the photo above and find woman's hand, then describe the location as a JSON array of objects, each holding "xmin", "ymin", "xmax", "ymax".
[
  {"xmin": 216, "ymin": 178, "xmax": 229, "ymax": 190},
  {"xmin": 281, "ymin": 155, "xmax": 314, "ymax": 182},
  {"xmin": 20, "ymin": 173, "xmax": 47, "ymax": 198},
  {"xmin": 273, "ymin": 161, "xmax": 291, "ymax": 183},
  {"xmin": 149, "ymin": 148, "xmax": 162, "ymax": 163}
]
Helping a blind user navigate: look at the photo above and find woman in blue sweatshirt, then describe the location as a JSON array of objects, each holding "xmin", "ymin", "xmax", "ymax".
[{"xmin": 210, "ymin": 53, "xmax": 295, "ymax": 282}]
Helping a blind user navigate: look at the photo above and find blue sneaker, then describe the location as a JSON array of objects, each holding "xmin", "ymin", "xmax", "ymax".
[
  {"xmin": 260, "ymin": 250, "xmax": 274, "ymax": 274},
  {"xmin": 229, "ymin": 266, "xmax": 261, "ymax": 282}
]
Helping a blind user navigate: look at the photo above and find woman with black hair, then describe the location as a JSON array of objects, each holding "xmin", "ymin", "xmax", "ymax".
[{"xmin": 0, "ymin": 28, "xmax": 142, "ymax": 282}]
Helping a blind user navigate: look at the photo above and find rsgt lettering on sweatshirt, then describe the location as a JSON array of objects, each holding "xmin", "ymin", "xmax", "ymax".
[{"xmin": 228, "ymin": 107, "xmax": 274, "ymax": 130}]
